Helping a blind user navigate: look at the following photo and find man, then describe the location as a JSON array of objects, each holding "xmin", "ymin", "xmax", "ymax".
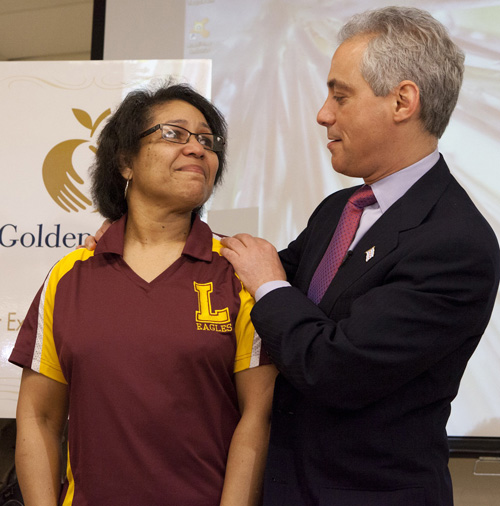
[{"xmin": 220, "ymin": 6, "xmax": 500, "ymax": 506}]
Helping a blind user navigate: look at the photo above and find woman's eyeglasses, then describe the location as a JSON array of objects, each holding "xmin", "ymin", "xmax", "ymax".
[{"xmin": 139, "ymin": 124, "xmax": 225, "ymax": 152}]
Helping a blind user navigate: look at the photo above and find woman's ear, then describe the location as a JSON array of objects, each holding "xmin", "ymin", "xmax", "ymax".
[
  {"xmin": 120, "ymin": 167, "xmax": 133, "ymax": 181},
  {"xmin": 119, "ymin": 154, "xmax": 133, "ymax": 181},
  {"xmin": 393, "ymin": 80, "xmax": 420, "ymax": 123}
]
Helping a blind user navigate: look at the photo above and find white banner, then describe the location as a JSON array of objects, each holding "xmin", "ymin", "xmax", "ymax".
[{"xmin": 0, "ymin": 59, "xmax": 212, "ymax": 417}]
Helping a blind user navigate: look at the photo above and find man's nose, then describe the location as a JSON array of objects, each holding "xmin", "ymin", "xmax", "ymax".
[{"xmin": 317, "ymin": 99, "xmax": 335, "ymax": 126}]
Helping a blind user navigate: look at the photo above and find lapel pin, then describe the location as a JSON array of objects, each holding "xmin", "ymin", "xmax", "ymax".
[{"xmin": 365, "ymin": 246, "xmax": 375, "ymax": 262}]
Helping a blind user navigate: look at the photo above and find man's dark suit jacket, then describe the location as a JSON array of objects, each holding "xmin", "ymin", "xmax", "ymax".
[{"xmin": 252, "ymin": 157, "xmax": 500, "ymax": 506}]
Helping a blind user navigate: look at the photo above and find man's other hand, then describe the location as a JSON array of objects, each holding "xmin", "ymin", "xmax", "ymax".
[{"xmin": 81, "ymin": 219, "xmax": 112, "ymax": 250}]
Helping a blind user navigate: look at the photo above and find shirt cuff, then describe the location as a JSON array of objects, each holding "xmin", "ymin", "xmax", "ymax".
[{"xmin": 255, "ymin": 280, "xmax": 291, "ymax": 302}]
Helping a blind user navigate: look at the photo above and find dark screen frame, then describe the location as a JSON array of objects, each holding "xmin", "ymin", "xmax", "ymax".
[{"xmin": 91, "ymin": 0, "xmax": 106, "ymax": 60}]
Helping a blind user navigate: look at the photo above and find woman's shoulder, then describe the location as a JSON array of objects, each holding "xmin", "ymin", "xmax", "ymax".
[{"xmin": 48, "ymin": 247, "xmax": 96, "ymax": 282}]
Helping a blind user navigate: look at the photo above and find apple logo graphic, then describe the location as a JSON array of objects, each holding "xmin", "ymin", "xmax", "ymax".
[{"xmin": 42, "ymin": 108, "xmax": 110, "ymax": 212}]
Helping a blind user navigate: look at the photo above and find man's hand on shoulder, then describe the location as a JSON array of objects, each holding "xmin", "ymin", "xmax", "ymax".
[
  {"xmin": 220, "ymin": 234, "xmax": 286, "ymax": 297},
  {"xmin": 80, "ymin": 219, "xmax": 112, "ymax": 250}
]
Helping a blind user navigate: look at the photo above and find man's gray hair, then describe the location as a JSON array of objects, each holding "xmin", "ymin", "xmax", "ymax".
[{"xmin": 339, "ymin": 6, "xmax": 464, "ymax": 138}]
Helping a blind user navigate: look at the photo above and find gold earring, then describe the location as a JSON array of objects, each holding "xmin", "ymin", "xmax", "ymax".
[{"xmin": 124, "ymin": 176, "xmax": 131, "ymax": 199}]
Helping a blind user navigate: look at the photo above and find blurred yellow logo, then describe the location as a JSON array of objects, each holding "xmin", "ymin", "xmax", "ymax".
[
  {"xmin": 42, "ymin": 108, "xmax": 110, "ymax": 213},
  {"xmin": 191, "ymin": 18, "xmax": 210, "ymax": 38}
]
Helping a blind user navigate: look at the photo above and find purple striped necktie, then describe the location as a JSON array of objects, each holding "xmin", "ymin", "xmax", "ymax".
[{"xmin": 307, "ymin": 185, "xmax": 376, "ymax": 304}]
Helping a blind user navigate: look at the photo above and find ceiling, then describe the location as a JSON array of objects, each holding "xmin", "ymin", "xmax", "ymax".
[{"xmin": 0, "ymin": 0, "xmax": 93, "ymax": 61}]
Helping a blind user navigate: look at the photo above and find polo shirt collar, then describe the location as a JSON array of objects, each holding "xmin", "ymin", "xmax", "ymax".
[
  {"xmin": 183, "ymin": 214, "xmax": 214, "ymax": 262},
  {"xmin": 95, "ymin": 214, "xmax": 127, "ymax": 256},
  {"xmin": 95, "ymin": 213, "xmax": 213, "ymax": 262}
]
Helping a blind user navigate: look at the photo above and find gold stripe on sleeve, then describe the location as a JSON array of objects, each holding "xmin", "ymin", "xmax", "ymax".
[
  {"xmin": 234, "ymin": 283, "xmax": 262, "ymax": 373},
  {"xmin": 32, "ymin": 248, "xmax": 94, "ymax": 384}
]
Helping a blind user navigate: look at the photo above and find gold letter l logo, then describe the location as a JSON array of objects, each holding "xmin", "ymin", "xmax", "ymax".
[{"xmin": 194, "ymin": 282, "xmax": 230, "ymax": 324}]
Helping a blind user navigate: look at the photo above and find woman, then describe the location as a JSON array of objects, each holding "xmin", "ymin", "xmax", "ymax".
[{"xmin": 10, "ymin": 83, "xmax": 277, "ymax": 506}]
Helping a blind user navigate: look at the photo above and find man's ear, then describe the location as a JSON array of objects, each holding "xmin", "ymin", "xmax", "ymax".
[{"xmin": 393, "ymin": 80, "xmax": 420, "ymax": 123}]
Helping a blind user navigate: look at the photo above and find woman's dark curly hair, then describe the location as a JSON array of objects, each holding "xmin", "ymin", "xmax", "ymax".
[{"xmin": 90, "ymin": 81, "xmax": 227, "ymax": 221}]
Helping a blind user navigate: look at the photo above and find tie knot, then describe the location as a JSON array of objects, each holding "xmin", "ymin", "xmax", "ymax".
[{"xmin": 349, "ymin": 185, "xmax": 376, "ymax": 209}]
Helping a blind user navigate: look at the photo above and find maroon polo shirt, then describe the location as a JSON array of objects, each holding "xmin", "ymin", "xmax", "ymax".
[{"xmin": 10, "ymin": 214, "xmax": 269, "ymax": 505}]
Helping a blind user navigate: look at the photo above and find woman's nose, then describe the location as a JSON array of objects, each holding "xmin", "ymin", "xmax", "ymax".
[{"xmin": 183, "ymin": 134, "xmax": 205, "ymax": 157}]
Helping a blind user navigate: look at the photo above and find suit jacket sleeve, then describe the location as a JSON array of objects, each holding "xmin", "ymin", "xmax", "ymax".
[{"xmin": 251, "ymin": 164, "xmax": 500, "ymax": 411}]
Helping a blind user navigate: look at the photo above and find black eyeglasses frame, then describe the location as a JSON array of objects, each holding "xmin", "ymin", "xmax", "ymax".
[{"xmin": 138, "ymin": 123, "xmax": 225, "ymax": 152}]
